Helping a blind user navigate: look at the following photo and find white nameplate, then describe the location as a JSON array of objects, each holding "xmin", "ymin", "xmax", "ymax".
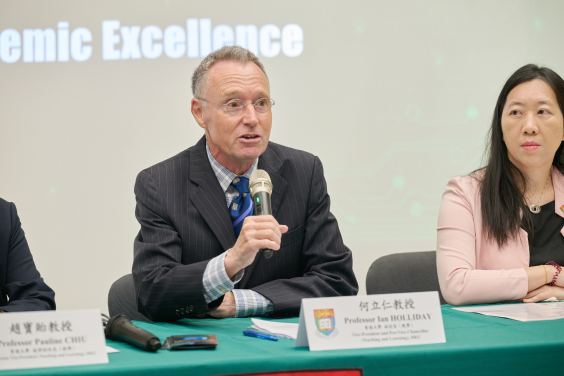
[
  {"xmin": 0, "ymin": 309, "xmax": 108, "ymax": 371},
  {"xmin": 295, "ymin": 291, "xmax": 446, "ymax": 351}
]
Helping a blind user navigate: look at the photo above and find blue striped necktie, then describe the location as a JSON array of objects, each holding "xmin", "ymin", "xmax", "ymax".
[{"xmin": 230, "ymin": 176, "xmax": 253, "ymax": 238}]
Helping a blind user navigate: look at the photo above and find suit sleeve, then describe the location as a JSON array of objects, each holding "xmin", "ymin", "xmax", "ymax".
[
  {"xmin": 0, "ymin": 203, "xmax": 55, "ymax": 312},
  {"xmin": 253, "ymin": 157, "xmax": 359, "ymax": 317},
  {"xmin": 436, "ymin": 177, "xmax": 528, "ymax": 306},
  {"xmin": 133, "ymin": 170, "xmax": 222, "ymax": 322}
]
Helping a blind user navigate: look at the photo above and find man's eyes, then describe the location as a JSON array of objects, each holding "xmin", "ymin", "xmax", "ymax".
[{"xmin": 224, "ymin": 99, "xmax": 269, "ymax": 109}]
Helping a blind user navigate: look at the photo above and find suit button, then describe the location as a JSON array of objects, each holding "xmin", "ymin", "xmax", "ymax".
[
  {"xmin": 188, "ymin": 305, "xmax": 194, "ymax": 312},
  {"xmin": 180, "ymin": 308, "xmax": 185, "ymax": 314},
  {"xmin": 176, "ymin": 309, "xmax": 180, "ymax": 315}
]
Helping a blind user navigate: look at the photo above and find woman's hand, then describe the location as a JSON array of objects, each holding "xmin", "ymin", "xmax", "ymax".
[
  {"xmin": 522, "ymin": 285, "xmax": 564, "ymax": 303},
  {"xmin": 526, "ymin": 265, "xmax": 562, "ymax": 291},
  {"xmin": 553, "ymin": 266, "xmax": 564, "ymax": 288}
]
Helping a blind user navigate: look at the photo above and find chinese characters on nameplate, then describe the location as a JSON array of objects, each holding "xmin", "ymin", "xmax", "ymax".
[
  {"xmin": 0, "ymin": 309, "xmax": 108, "ymax": 371},
  {"xmin": 296, "ymin": 292, "xmax": 446, "ymax": 351}
]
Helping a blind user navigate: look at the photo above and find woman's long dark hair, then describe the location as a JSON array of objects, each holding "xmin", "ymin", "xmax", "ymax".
[{"xmin": 479, "ymin": 64, "xmax": 564, "ymax": 246}]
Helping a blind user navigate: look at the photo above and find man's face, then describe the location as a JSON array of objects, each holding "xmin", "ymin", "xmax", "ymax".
[{"xmin": 192, "ymin": 61, "xmax": 272, "ymax": 173}]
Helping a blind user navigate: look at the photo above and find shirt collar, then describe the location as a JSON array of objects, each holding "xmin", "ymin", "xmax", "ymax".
[{"xmin": 206, "ymin": 142, "xmax": 258, "ymax": 192}]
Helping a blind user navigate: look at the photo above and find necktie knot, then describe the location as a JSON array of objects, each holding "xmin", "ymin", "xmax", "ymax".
[{"xmin": 231, "ymin": 176, "xmax": 250, "ymax": 194}]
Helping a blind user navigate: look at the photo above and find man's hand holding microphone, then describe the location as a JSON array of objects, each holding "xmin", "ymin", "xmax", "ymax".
[{"xmin": 209, "ymin": 170, "xmax": 288, "ymax": 319}]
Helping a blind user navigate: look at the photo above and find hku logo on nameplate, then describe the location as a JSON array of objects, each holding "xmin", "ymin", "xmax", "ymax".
[
  {"xmin": 0, "ymin": 309, "xmax": 108, "ymax": 371},
  {"xmin": 295, "ymin": 291, "xmax": 446, "ymax": 351}
]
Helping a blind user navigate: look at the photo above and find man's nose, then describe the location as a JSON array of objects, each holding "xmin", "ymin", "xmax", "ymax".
[
  {"xmin": 242, "ymin": 103, "xmax": 259, "ymax": 126},
  {"xmin": 522, "ymin": 113, "xmax": 539, "ymax": 134}
]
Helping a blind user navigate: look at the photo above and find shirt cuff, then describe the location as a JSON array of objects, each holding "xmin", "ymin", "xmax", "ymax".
[
  {"xmin": 232, "ymin": 289, "xmax": 274, "ymax": 317},
  {"xmin": 202, "ymin": 249, "xmax": 244, "ymax": 304}
]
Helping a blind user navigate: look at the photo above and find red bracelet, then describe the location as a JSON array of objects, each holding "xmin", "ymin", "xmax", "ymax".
[{"xmin": 546, "ymin": 261, "xmax": 562, "ymax": 286}]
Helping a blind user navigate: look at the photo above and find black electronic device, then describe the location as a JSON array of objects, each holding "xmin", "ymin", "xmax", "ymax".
[
  {"xmin": 162, "ymin": 334, "xmax": 218, "ymax": 350},
  {"xmin": 104, "ymin": 314, "xmax": 161, "ymax": 352}
]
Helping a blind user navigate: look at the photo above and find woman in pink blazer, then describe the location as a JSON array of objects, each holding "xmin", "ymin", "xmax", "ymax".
[{"xmin": 437, "ymin": 64, "xmax": 564, "ymax": 306}]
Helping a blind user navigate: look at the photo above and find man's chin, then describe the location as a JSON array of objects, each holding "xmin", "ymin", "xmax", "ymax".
[{"xmin": 237, "ymin": 144, "xmax": 267, "ymax": 160}]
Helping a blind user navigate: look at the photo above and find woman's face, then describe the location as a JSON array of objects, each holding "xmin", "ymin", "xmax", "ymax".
[{"xmin": 501, "ymin": 79, "xmax": 564, "ymax": 173}]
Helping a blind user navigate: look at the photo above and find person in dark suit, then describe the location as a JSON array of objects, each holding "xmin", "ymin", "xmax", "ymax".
[
  {"xmin": 133, "ymin": 46, "xmax": 358, "ymax": 322},
  {"xmin": 0, "ymin": 198, "xmax": 56, "ymax": 312}
]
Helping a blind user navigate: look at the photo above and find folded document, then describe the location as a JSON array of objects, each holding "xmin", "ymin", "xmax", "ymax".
[
  {"xmin": 248, "ymin": 319, "xmax": 299, "ymax": 340},
  {"xmin": 453, "ymin": 301, "xmax": 564, "ymax": 322}
]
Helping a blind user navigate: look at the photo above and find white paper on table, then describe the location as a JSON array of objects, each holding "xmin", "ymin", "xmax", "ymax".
[
  {"xmin": 453, "ymin": 301, "xmax": 564, "ymax": 322},
  {"xmin": 106, "ymin": 346, "xmax": 119, "ymax": 353},
  {"xmin": 249, "ymin": 319, "xmax": 298, "ymax": 340}
]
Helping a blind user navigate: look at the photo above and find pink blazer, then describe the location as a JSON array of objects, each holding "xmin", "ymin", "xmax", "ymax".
[{"xmin": 436, "ymin": 167, "xmax": 564, "ymax": 306}]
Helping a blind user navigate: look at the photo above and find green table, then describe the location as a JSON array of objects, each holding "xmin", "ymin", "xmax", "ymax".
[{"xmin": 4, "ymin": 305, "xmax": 564, "ymax": 376}]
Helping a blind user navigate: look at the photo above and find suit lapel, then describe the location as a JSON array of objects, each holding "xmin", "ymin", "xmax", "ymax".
[
  {"xmin": 189, "ymin": 137, "xmax": 236, "ymax": 252},
  {"xmin": 259, "ymin": 144, "xmax": 287, "ymax": 217},
  {"xmin": 238, "ymin": 143, "xmax": 287, "ymax": 288}
]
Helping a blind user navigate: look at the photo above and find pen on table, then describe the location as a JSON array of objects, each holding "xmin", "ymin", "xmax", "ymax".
[{"xmin": 243, "ymin": 330, "xmax": 278, "ymax": 341}]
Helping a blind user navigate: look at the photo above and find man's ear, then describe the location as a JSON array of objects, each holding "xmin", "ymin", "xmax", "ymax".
[{"xmin": 191, "ymin": 98, "xmax": 206, "ymax": 130}]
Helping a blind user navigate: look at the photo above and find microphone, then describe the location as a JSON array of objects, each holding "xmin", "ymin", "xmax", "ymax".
[
  {"xmin": 249, "ymin": 169, "xmax": 274, "ymax": 259},
  {"xmin": 104, "ymin": 314, "xmax": 161, "ymax": 352}
]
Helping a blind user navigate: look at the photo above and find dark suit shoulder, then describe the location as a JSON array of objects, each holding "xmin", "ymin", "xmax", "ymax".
[
  {"xmin": 0, "ymin": 197, "xmax": 9, "ymax": 208},
  {"xmin": 0, "ymin": 198, "xmax": 56, "ymax": 311},
  {"xmin": 139, "ymin": 148, "xmax": 191, "ymax": 177},
  {"xmin": 0, "ymin": 197, "xmax": 13, "ymax": 217},
  {"xmin": 0, "ymin": 197, "xmax": 11, "ymax": 220},
  {"xmin": 0, "ymin": 198, "xmax": 15, "ymax": 241},
  {"xmin": 267, "ymin": 142, "xmax": 317, "ymax": 163},
  {"xmin": 133, "ymin": 143, "xmax": 205, "ymax": 223},
  {"xmin": 264, "ymin": 142, "xmax": 319, "ymax": 178}
]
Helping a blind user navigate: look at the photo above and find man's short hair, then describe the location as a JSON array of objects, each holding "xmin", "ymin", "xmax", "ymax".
[{"xmin": 191, "ymin": 46, "xmax": 268, "ymax": 98}]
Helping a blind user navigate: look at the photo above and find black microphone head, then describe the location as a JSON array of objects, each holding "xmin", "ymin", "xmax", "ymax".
[
  {"xmin": 104, "ymin": 314, "xmax": 162, "ymax": 352},
  {"xmin": 104, "ymin": 314, "xmax": 130, "ymax": 339}
]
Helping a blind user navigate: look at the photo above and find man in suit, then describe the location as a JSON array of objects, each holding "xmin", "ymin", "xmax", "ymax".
[
  {"xmin": 133, "ymin": 46, "xmax": 357, "ymax": 322},
  {"xmin": 0, "ymin": 198, "xmax": 56, "ymax": 312}
]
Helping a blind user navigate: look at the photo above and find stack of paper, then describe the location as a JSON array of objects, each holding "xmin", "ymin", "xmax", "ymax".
[
  {"xmin": 248, "ymin": 318, "xmax": 299, "ymax": 340},
  {"xmin": 453, "ymin": 301, "xmax": 564, "ymax": 322}
]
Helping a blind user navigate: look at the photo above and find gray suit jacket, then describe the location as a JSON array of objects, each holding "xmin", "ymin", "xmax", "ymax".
[{"xmin": 133, "ymin": 136, "xmax": 358, "ymax": 321}]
